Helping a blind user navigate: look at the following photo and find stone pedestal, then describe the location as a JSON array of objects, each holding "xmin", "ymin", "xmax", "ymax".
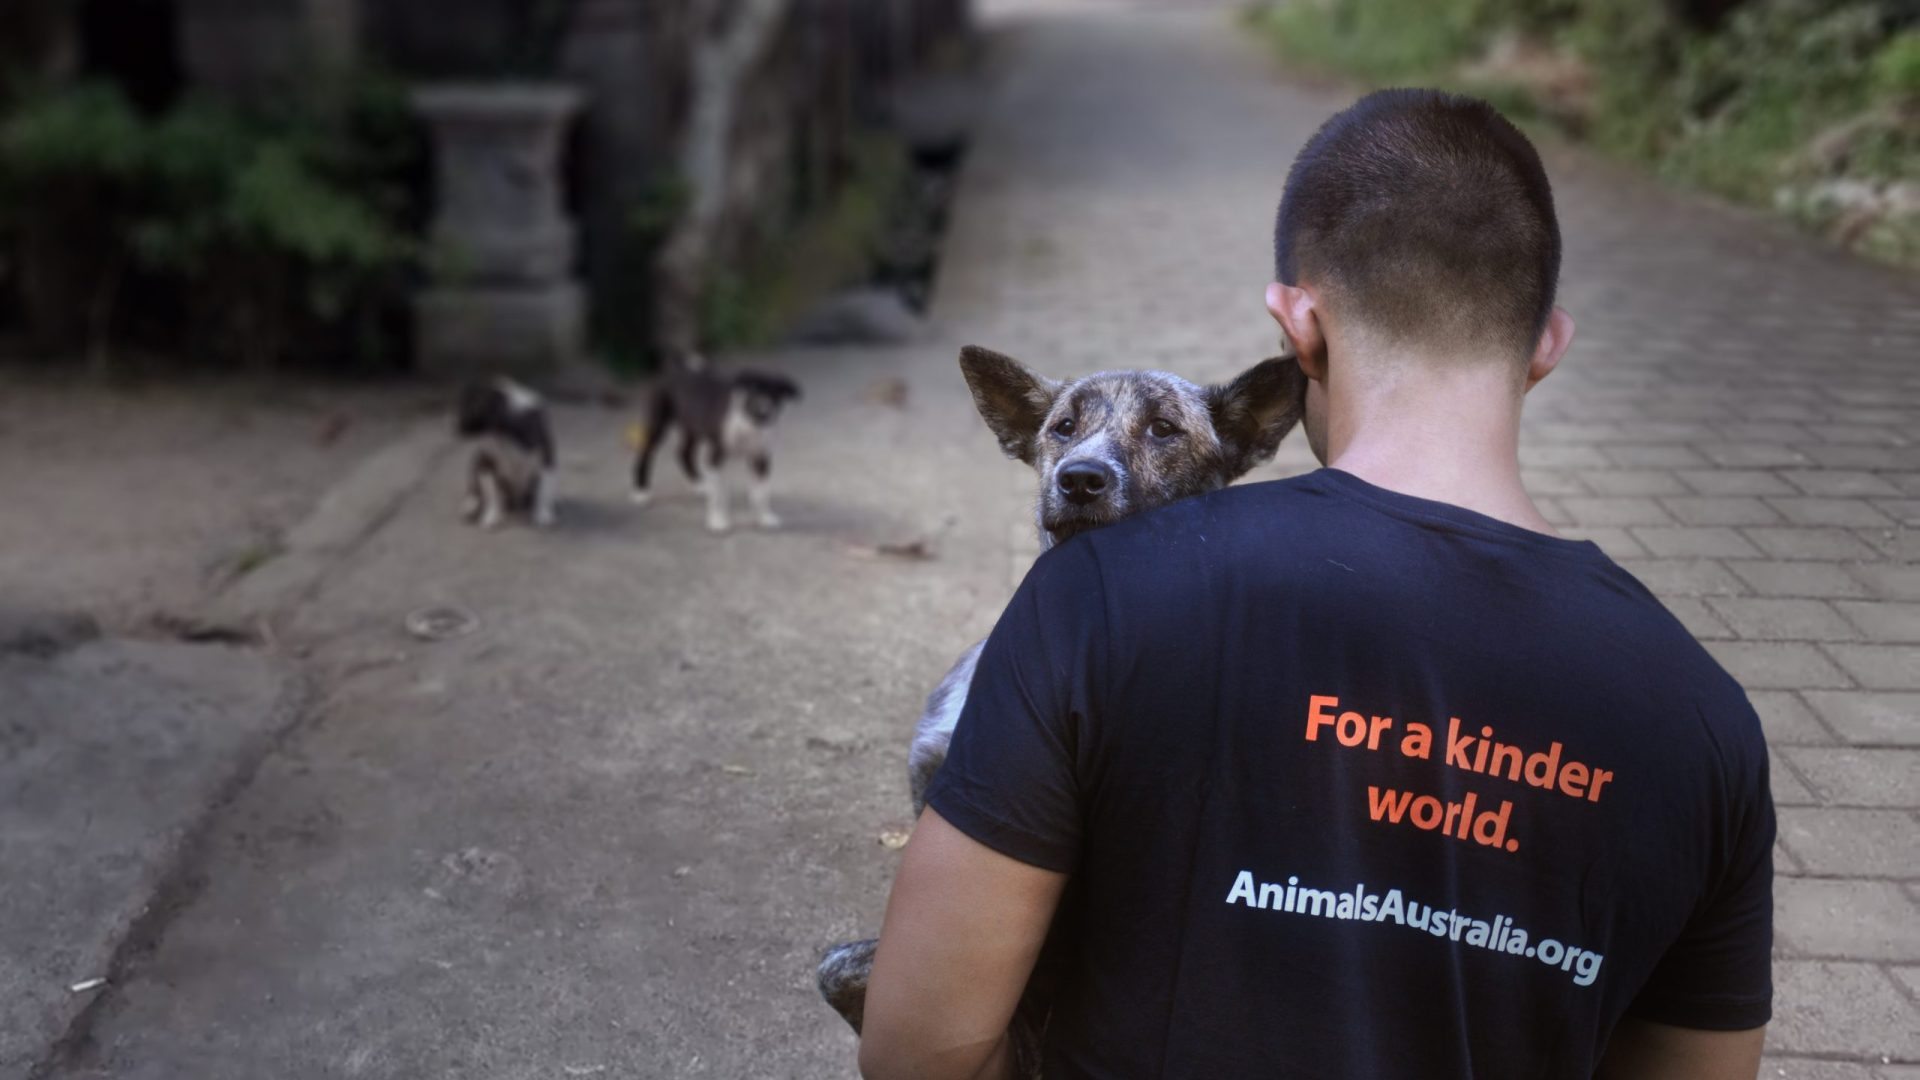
[{"xmin": 411, "ymin": 83, "xmax": 586, "ymax": 377}]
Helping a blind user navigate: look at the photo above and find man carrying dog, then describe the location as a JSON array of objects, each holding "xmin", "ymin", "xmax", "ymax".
[{"xmin": 859, "ymin": 89, "xmax": 1773, "ymax": 1079}]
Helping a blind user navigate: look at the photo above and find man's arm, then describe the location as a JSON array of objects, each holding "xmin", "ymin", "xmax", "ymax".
[
  {"xmin": 1595, "ymin": 1018, "xmax": 1765, "ymax": 1080},
  {"xmin": 858, "ymin": 808, "xmax": 1068, "ymax": 1080}
]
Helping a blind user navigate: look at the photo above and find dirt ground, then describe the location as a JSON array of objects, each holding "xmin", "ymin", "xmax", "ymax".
[{"xmin": 0, "ymin": 371, "xmax": 436, "ymax": 631}]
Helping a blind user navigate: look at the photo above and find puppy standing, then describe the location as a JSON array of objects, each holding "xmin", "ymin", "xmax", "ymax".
[
  {"xmin": 631, "ymin": 360, "xmax": 802, "ymax": 532},
  {"xmin": 817, "ymin": 345, "xmax": 1306, "ymax": 1068},
  {"xmin": 455, "ymin": 377, "xmax": 558, "ymax": 529}
]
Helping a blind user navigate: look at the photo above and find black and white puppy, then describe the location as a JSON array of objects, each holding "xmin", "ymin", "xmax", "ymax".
[
  {"xmin": 631, "ymin": 360, "xmax": 802, "ymax": 532},
  {"xmin": 455, "ymin": 377, "xmax": 558, "ymax": 530}
]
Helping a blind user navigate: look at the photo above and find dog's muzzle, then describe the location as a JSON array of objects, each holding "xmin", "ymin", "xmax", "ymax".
[{"xmin": 1056, "ymin": 460, "xmax": 1113, "ymax": 506}]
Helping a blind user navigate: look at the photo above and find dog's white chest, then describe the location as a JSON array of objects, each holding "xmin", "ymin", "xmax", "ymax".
[{"xmin": 721, "ymin": 393, "xmax": 768, "ymax": 456}]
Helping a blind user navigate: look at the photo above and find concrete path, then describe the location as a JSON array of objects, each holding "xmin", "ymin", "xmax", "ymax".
[{"xmin": 28, "ymin": 3, "xmax": 1920, "ymax": 1078}]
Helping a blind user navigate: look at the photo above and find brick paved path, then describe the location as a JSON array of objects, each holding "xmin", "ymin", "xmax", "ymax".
[{"xmin": 943, "ymin": 3, "xmax": 1920, "ymax": 1074}]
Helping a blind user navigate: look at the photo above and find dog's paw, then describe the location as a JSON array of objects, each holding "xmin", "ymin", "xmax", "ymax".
[
  {"xmin": 478, "ymin": 512, "xmax": 505, "ymax": 532},
  {"xmin": 706, "ymin": 514, "xmax": 732, "ymax": 534},
  {"xmin": 629, "ymin": 488, "xmax": 653, "ymax": 507}
]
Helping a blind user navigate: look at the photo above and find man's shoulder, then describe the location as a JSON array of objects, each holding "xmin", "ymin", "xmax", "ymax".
[{"xmin": 1079, "ymin": 474, "xmax": 1330, "ymax": 557}]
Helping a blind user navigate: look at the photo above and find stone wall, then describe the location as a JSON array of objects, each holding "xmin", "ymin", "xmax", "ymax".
[{"xmin": 367, "ymin": 0, "xmax": 973, "ymax": 360}]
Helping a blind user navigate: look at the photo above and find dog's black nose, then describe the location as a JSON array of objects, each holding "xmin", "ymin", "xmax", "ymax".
[{"xmin": 1057, "ymin": 461, "xmax": 1112, "ymax": 505}]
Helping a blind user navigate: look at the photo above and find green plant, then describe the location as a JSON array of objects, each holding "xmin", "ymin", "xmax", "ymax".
[
  {"xmin": 1245, "ymin": 0, "xmax": 1920, "ymax": 268},
  {"xmin": 0, "ymin": 79, "xmax": 418, "ymax": 370},
  {"xmin": 697, "ymin": 132, "xmax": 909, "ymax": 351}
]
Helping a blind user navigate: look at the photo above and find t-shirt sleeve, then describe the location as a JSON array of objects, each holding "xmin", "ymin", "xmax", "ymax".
[
  {"xmin": 922, "ymin": 539, "xmax": 1107, "ymax": 874},
  {"xmin": 1626, "ymin": 699, "xmax": 1776, "ymax": 1031}
]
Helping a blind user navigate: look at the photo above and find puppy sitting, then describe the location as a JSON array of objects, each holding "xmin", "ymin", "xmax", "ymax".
[
  {"xmin": 817, "ymin": 345, "xmax": 1306, "ymax": 1070},
  {"xmin": 631, "ymin": 359, "xmax": 802, "ymax": 532},
  {"xmin": 455, "ymin": 377, "xmax": 558, "ymax": 530}
]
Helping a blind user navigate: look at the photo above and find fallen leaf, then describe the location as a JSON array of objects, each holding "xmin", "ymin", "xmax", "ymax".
[
  {"xmin": 721, "ymin": 763, "xmax": 756, "ymax": 777},
  {"xmin": 69, "ymin": 978, "xmax": 107, "ymax": 993},
  {"xmin": 863, "ymin": 376, "xmax": 910, "ymax": 408},
  {"xmin": 848, "ymin": 539, "xmax": 936, "ymax": 561},
  {"xmin": 878, "ymin": 825, "xmax": 913, "ymax": 850}
]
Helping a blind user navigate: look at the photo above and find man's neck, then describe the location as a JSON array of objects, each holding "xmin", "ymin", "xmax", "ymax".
[{"xmin": 1322, "ymin": 353, "xmax": 1557, "ymax": 537}]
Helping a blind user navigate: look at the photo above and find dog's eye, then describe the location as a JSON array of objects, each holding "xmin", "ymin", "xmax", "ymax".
[
  {"xmin": 1052, "ymin": 418, "xmax": 1076, "ymax": 439},
  {"xmin": 1148, "ymin": 418, "xmax": 1181, "ymax": 439}
]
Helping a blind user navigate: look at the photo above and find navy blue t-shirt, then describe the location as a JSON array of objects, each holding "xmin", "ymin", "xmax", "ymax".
[{"xmin": 924, "ymin": 468, "xmax": 1774, "ymax": 1079}]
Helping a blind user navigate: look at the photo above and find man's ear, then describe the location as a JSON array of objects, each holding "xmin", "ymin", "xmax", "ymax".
[
  {"xmin": 1266, "ymin": 282, "xmax": 1326, "ymax": 384},
  {"xmin": 1527, "ymin": 307, "xmax": 1574, "ymax": 393},
  {"xmin": 1208, "ymin": 356, "xmax": 1307, "ymax": 480},
  {"xmin": 958, "ymin": 345, "xmax": 1060, "ymax": 465}
]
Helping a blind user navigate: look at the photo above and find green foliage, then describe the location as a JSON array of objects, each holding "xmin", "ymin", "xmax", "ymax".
[
  {"xmin": 0, "ymin": 79, "xmax": 418, "ymax": 366},
  {"xmin": 0, "ymin": 82, "xmax": 146, "ymax": 181},
  {"xmin": 699, "ymin": 133, "xmax": 911, "ymax": 351},
  {"xmin": 1874, "ymin": 31, "xmax": 1920, "ymax": 100},
  {"xmin": 1247, "ymin": 0, "xmax": 1920, "ymax": 267}
]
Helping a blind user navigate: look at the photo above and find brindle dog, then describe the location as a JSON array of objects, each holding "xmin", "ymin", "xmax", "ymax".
[{"xmin": 819, "ymin": 345, "xmax": 1307, "ymax": 1073}]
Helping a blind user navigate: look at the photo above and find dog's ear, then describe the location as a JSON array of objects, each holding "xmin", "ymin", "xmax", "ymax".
[
  {"xmin": 769, "ymin": 374, "xmax": 801, "ymax": 402},
  {"xmin": 1208, "ymin": 356, "xmax": 1307, "ymax": 480},
  {"xmin": 959, "ymin": 345, "xmax": 1060, "ymax": 465},
  {"xmin": 454, "ymin": 382, "xmax": 497, "ymax": 436}
]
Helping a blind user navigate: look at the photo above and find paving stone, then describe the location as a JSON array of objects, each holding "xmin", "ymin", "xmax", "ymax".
[
  {"xmin": 1618, "ymin": 558, "xmax": 1746, "ymax": 597},
  {"xmin": 1733, "ymin": 561, "xmax": 1878, "ymax": 598},
  {"xmin": 1706, "ymin": 598, "xmax": 1859, "ymax": 641},
  {"xmin": 1760, "ymin": 1058, "xmax": 1883, "ymax": 1080},
  {"xmin": 1679, "ymin": 469, "xmax": 1798, "ymax": 496},
  {"xmin": 1804, "ymin": 691, "xmax": 1920, "ymax": 745},
  {"xmin": 1604, "ymin": 445, "xmax": 1711, "ymax": 468},
  {"xmin": 1783, "ymin": 471, "xmax": 1906, "ymax": 498},
  {"xmin": 1891, "ymin": 965, "xmax": 1920, "ymax": 1000},
  {"xmin": 1702, "ymin": 443, "xmax": 1814, "ymax": 468},
  {"xmin": 1807, "ymin": 445, "xmax": 1916, "ymax": 470},
  {"xmin": 1849, "ymin": 564, "xmax": 1920, "ymax": 602},
  {"xmin": 1663, "ymin": 495, "xmax": 1786, "ymax": 526},
  {"xmin": 1772, "ymin": 756, "xmax": 1820, "ymax": 805},
  {"xmin": 1580, "ymin": 470, "xmax": 1688, "ymax": 496},
  {"xmin": 1632, "ymin": 526, "xmax": 1765, "ymax": 559},
  {"xmin": 1560, "ymin": 496, "xmax": 1675, "ymax": 526},
  {"xmin": 1775, "ymin": 840, "xmax": 1803, "ymax": 875},
  {"xmin": 1745, "ymin": 527, "xmax": 1883, "ymax": 560},
  {"xmin": 1874, "ymin": 499, "xmax": 1920, "ymax": 527},
  {"xmin": 1782, "ymin": 747, "xmax": 1920, "ymax": 807},
  {"xmin": 1775, "ymin": 878, "xmax": 1920, "ymax": 961},
  {"xmin": 1837, "ymin": 602, "xmax": 1920, "ymax": 644},
  {"xmin": 1661, "ymin": 596, "xmax": 1734, "ymax": 640},
  {"xmin": 1561, "ymin": 526, "xmax": 1647, "ymax": 559},
  {"xmin": 1770, "ymin": 498, "xmax": 1898, "ymax": 528},
  {"xmin": 1807, "ymin": 422, "xmax": 1909, "ymax": 445},
  {"xmin": 1879, "ymin": 1066, "xmax": 1920, "ymax": 1080},
  {"xmin": 1520, "ymin": 469, "xmax": 1586, "ymax": 496},
  {"xmin": 1769, "ymin": 961, "xmax": 1920, "ymax": 1058},
  {"xmin": 1776, "ymin": 808, "xmax": 1920, "ymax": 876},
  {"xmin": 1827, "ymin": 646, "xmax": 1920, "ymax": 690},
  {"xmin": 1704, "ymin": 641, "xmax": 1852, "ymax": 689},
  {"xmin": 1856, "ymin": 527, "xmax": 1920, "ymax": 561},
  {"xmin": 1753, "ymin": 691, "xmax": 1837, "ymax": 745},
  {"xmin": 1518, "ymin": 444, "xmax": 1613, "ymax": 469}
]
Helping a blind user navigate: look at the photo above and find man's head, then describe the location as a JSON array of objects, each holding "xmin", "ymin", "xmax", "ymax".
[{"xmin": 1267, "ymin": 89, "xmax": 1574, "ymax": 462}]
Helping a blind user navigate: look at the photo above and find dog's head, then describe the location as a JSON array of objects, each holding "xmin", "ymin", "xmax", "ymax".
[
  {"xmin": 959, "ymin": 345, "xmax": 1306, "ymax": 546},
  {"xmin": 454, "ymin": 381, "xmax": 506, "ymax": 438},
  {"xmin": 731, "ymin": 370, "xmax": 802, "ymax": 426}
]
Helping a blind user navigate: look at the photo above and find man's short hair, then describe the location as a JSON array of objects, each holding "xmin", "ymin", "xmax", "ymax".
[{"xmin": 1274, "ymin": 89, "xmax": 1561, "ymax": 362}]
